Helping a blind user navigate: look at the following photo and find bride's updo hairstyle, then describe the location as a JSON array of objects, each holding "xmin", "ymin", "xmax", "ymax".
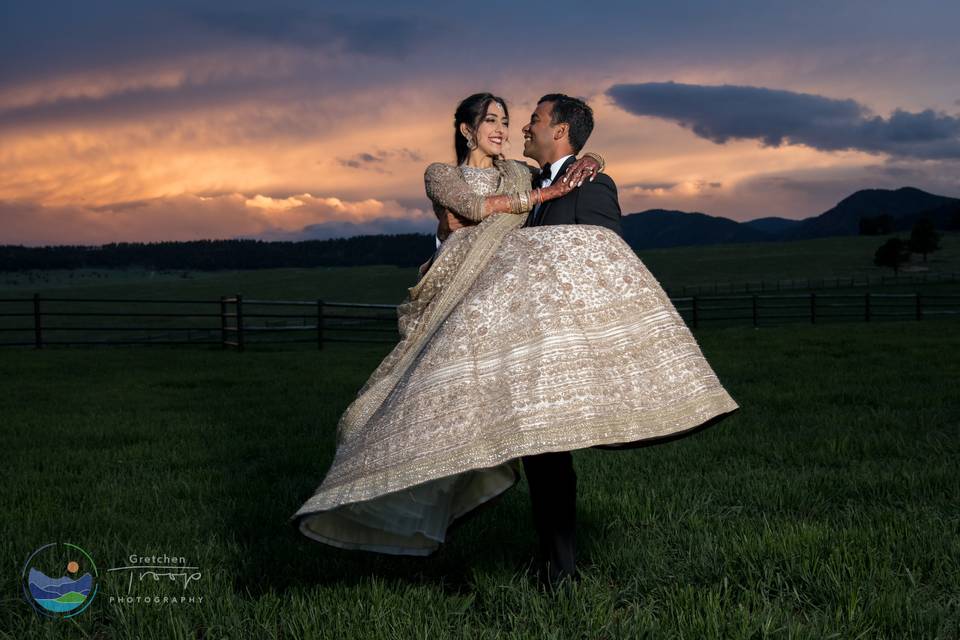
[{"xmin": 454, "ymin": 92, "xmax": 509, "ymax": 165}]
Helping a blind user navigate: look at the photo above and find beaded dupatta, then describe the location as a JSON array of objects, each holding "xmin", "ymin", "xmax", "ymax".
[{"xmin": 336, "ymin": 158, "xmax": 533, "ymax": 443}]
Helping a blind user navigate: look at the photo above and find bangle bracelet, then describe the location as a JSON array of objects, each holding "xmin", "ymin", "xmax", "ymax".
[{"xmin": 583, "ymin": 151, "xmax": 605, "ymax": 173}]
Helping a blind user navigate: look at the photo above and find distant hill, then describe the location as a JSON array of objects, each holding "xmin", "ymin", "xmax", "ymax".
[
  {"xmin": 621, "ymin": 209, "xmax": 769, "ymax": 249},
  {"xmin": 622, "ymin": 186, "xmax": 960, "ymax": 249},
  {"xmin": 741, "ymin": 216, "xmax": 802, "ymax": 236},
  {"xmin": 780, "ymin": 187, "xmax": 960, "ymax": 240}
]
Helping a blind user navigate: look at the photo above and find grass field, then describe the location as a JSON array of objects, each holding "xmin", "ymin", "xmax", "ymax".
[{"xmin": 2, "ymin": 317, "xmax": 958, "ymax": 638}]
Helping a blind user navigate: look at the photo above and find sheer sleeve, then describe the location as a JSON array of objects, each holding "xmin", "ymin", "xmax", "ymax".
[{"xmin": 424, "ymin": 163, "xmax": 486, "ymax": 221}]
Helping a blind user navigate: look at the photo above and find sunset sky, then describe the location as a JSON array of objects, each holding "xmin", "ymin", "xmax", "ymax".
[{"xmin": 2, "ymin": 1, "xmax": 959, "ymax": 245}]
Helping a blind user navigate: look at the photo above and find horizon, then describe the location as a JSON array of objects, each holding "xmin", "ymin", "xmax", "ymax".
[
  {"xmin": 4, "ymin": 183, "xmax": 955, "ymax": 250},
  {"xmin": 2, "ymin": 2, "xmax": 960, "ymax": 245}
]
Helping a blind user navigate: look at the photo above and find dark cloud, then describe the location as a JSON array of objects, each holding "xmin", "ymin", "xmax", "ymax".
[
  {"xmin": 607, "ymin": 82, "xmax": 960, "ymax": 160},
  {"xmin": 622, "ymin": 181, "xmax": 678, "ymax": 191},
  {"xmin": 0, "ymin": 76, "xmax": 272, "ymax": 132},
  {"xmin": 336, "ymin": 148, "xmax": 423, "ymax": 172},
  {"xmin": 189, "ymin": 8, "xmax": 424, "ymax": 57},
  {"xmin": 0, "ymin": 3, "xmax": 424, "ymax": 88}
]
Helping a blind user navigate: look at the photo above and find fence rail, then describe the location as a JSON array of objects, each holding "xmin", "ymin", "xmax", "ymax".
[
  {"xmin": 663, "ymin": 270, "xmax": 960, "ymax": 297},
  {"xmin": 0, "ymin": 290, "xmax": 958, "ymax": 349}
]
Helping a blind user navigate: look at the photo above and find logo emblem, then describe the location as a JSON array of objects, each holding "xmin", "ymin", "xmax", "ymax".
[{"xmin": 22, "ymin": 543, "xmax": 99, "ymax": 618}]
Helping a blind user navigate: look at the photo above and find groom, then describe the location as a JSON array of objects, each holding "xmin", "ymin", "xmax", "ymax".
[
  {"xmin": 439, "ymin": 93, "xmax": 622, "ymax": 584},
  {"xmin": 520, "ymin": 93, "xmax": 622, "ymax": 584}
]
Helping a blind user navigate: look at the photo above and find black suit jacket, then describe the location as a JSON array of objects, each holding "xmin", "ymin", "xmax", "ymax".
[{"xmin": 523, "ymin": 156, "xmax": 622, "ymax": 237}]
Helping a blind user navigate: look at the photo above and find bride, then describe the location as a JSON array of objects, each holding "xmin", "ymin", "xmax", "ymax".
[{"xmin": 291, "ymin": 92, "xmax": 740, "ymax": 567}]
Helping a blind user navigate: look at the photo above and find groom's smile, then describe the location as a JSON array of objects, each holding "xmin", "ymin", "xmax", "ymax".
[{"xmin": 522, "ymin": 100, "xmax": 557, "ymax": 163}]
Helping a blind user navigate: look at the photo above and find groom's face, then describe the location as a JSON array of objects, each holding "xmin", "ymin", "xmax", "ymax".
[{"xmin": 522, "ymin": 100, "xmax": 557, "ymax": 164}]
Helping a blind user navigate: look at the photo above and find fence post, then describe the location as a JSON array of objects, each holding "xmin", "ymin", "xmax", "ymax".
[
  {"xmin": 317, "ymin": 299, "xmax": 324, "ymax": 350},
  {"xmin": 916, "ymin": 293, "xmax": 922, "ymax": 321},
  {"xmin": 752, "ymin": 294, "xmax": 758, "ymax": 327},
  {"xmin": 220, "ymin": 296, "xmax": 227, "ymax": 348},
  {"xmin": 235, "ymin": 294, "xmax": 245, "ymax": 352},
  {"xmin": 33, "ymin": 293, "xmax": 42, "ymax": 349},
  {"xmin": 691, "ymin": 296, "xmax": 699, "ymax": 329},
  {"xmin": 865, "ymin": 293, "xmax": 871, "ymax": 322},
  {"xmin": 810, "ymin": 292, "xmax": 816, "ymax": 324}
]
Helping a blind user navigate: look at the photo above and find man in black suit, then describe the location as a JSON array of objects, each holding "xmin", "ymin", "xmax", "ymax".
[
  {"xmin": 522, "ymin": 94, "xmax": 622, "ymax": 234},
  {"xmin": 520, "ymin": 93, "xmax": 623, "ymax": 585}
]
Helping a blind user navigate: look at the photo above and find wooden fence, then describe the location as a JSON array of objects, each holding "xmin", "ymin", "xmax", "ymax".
[
  {"xmin": 0, "ymin": 291, "xmax": 958, "ymax": 349},
  {"xmin": 662, "ymin": 270, "xmax": 960, "ymax": 297}
]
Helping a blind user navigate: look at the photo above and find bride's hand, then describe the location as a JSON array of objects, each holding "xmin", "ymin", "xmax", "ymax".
[
  {"xmin": 540, "ymin": 180, "xmax": 575, "ymax": 202},
  {"xmin": 561, "ymin": 155, "xmax": 601, "ymax": 187}
]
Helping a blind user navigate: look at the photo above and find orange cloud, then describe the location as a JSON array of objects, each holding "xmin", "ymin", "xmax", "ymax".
[{"xmin": 0, "ymin": 193, "xmax": 432, "ymax": 246}]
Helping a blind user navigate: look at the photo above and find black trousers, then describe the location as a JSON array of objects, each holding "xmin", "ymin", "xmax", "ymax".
[{"xmin": 521, "ymin": 450, "xmax": 577, "ymax": 578}]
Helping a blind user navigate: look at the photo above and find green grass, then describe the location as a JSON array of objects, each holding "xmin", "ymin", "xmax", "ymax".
[
  {"xmin": 0, "ymin": 265, "xmax": 419, "ymax": 303},
  {"xmin": 1, "ymin": 320, "xmax": 958, "ymax": 638},
  {"xmin": 635, "ymin": 231, "xmax": 960, "ymax": 290}
]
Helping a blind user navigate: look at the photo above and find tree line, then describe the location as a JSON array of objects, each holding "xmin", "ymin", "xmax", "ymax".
[{"xmin": 0, "ymin": 235, "xmax": 437, "ymax": 271}]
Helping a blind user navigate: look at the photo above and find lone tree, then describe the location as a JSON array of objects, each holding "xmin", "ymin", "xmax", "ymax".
[
  {"xmin": 908, "ymin": 217, "xmax": 940, "ymax": 262},
  {"xmin": 874, "ymin": 238, "xmax": 910, "ymax": 275}
]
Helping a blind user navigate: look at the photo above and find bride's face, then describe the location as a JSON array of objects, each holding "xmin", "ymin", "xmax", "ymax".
[{"xmin": 472, "ymin": 101, "xmax": 508, "ymax": 157}]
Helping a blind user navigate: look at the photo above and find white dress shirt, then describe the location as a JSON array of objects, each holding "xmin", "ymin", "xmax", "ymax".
[{"xmin": 531, "ymin": 154, "xmax": 573, "ymax": 219}]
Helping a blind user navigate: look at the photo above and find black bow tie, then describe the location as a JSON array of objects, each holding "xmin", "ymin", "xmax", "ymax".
[{"xmin": 536, "ymin": 164, "xmax": 552, "ymax": 186}]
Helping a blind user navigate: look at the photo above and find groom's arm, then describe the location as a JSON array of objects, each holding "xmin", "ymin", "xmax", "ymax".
[
  {"xmin": 573, "ymin": 173, "xmax": 622, "ymax": 237},
  {"xmin": 437, "ymin": 208, "xmax": 473, "ymax": 241}
]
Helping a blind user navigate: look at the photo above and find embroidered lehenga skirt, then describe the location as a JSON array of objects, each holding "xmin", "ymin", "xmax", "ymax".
[{"xmin": 291, "ymin": 214, "xmax": 740, "ymax": 555}]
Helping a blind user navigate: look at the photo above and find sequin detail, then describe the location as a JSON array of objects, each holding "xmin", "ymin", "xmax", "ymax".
[{"xmin": 293, "ymin": 224, "xmax": 740, "ymax": 551}]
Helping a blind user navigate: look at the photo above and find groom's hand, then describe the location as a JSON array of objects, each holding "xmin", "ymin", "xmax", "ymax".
[{"xmin": 438, "ymin": 209, "xmax": 470, "ymax": 241}]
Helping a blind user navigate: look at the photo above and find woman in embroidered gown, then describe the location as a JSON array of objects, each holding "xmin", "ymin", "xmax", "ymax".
[{"xmin": 291, "ymin": 93, "xmax": 740, "ymax": 556}]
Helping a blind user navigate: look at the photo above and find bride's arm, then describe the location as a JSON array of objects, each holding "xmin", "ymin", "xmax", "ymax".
[
  {"xmin": 425, "ymin": 162, "xmax": 597, "ymax": 221},
  {"xmin": 424, "ymin": 163, "xmax": 533, "ymax": 221}
]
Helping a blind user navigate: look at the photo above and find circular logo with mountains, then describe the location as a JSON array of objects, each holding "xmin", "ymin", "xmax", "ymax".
[{"xmin": 22, "ymin": 543, "xmax": 99, "ymax": 618}]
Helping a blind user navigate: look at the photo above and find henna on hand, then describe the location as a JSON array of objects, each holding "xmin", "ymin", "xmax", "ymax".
[{"xmin": 561, "ymin": 155, "xmax": 603, "ymax": 187}]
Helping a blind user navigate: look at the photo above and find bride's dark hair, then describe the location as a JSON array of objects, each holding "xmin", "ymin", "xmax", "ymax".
[{"xmin": 454, "ymin": 93, "xmax": 509, "ymax": 165}]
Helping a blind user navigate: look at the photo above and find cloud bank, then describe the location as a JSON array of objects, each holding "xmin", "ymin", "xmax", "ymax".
[
  {"xmin": 607, "ymin": 82, "xmax": 960, "ymax": 160},
  {"xmin": 0, "ymin": 193, "xmax": 433, "ymax": 246}
]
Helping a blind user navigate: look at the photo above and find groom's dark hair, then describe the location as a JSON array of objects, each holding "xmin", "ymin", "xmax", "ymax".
[{"xmin": 538, "ymin": 93, "xmax": 594, "ymax": 154}]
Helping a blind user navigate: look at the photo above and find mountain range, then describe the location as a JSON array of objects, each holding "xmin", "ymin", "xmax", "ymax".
[{"xmin": 621, "ymin": 187, "xmax": 960, "ymax": 250}]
